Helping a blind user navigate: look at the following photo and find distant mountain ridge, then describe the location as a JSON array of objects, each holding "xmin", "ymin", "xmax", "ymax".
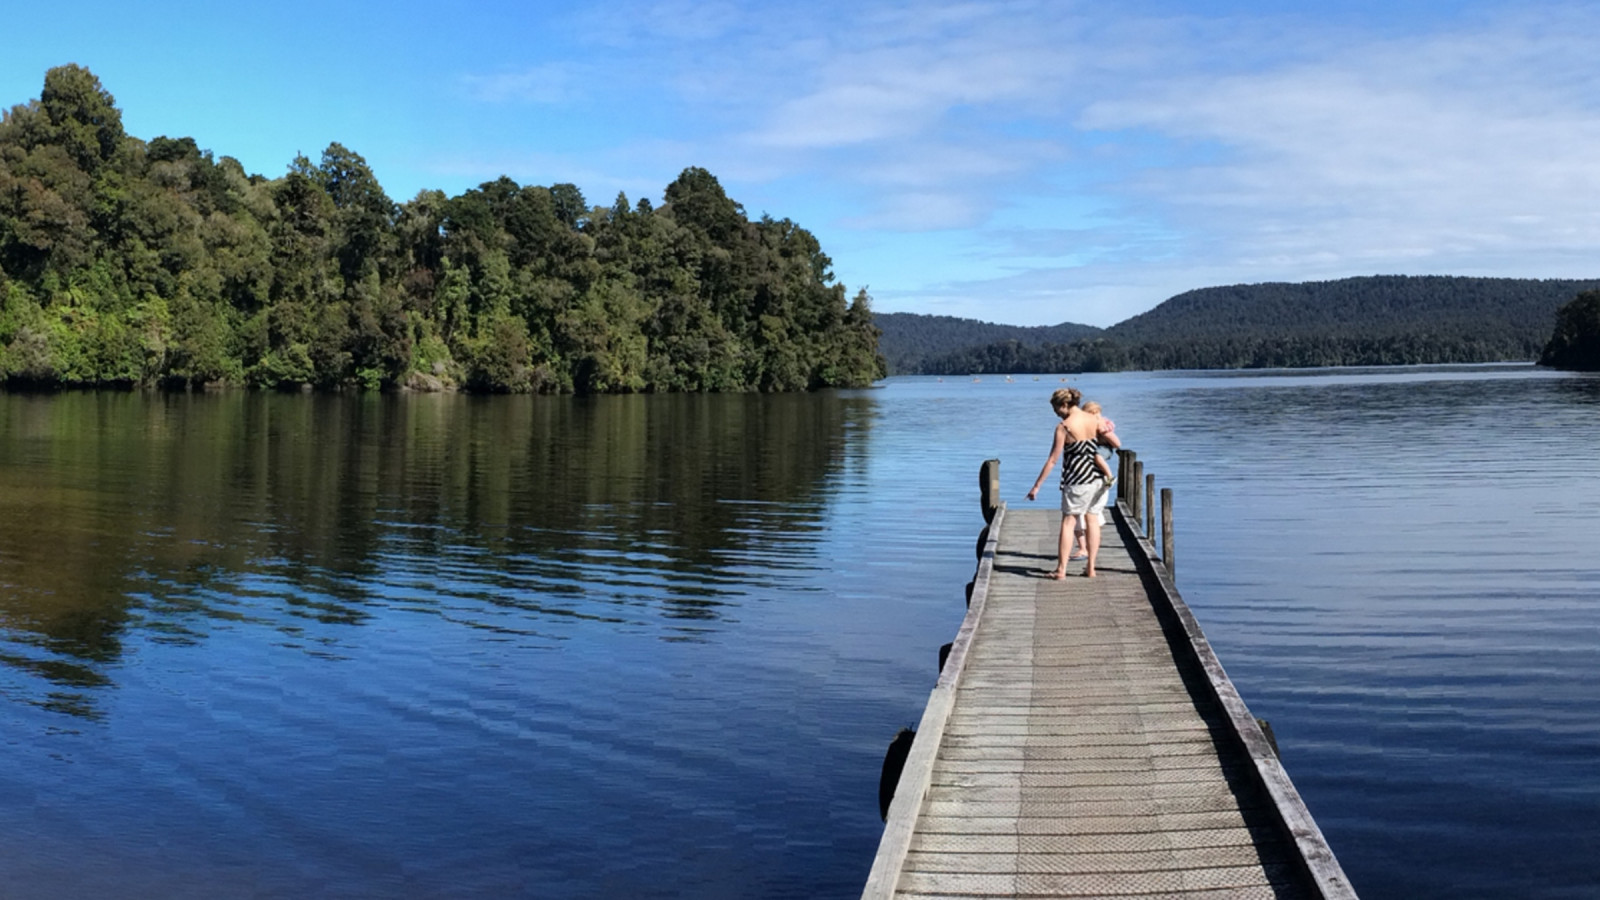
[
  {"xmin": 876, "ymin": 275, "xmax": 1600, "ymax": 374},
  {"xmin": 872, "ymin": 312, "xmax": 1103, "ymax": 374}
]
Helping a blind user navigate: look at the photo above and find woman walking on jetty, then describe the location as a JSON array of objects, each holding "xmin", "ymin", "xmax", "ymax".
[{"xmin": 1026, "ymin": 387, "xmax": 1111, "ymax": 578}]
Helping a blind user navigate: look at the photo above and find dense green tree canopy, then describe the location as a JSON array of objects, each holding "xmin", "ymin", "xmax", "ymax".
[{"xmin": 0, "ymin": 65, "xmax": 885, "ymax": 392}]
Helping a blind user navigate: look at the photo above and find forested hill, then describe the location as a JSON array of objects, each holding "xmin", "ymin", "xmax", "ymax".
[
  {"xmin": 905, "ymin": 275, "xmax": 1600, "ymax": 374},
  {"xmin": 0, "ymin": 65, "xmax": 884, "ymax": 392},
  {"xmin": 1109, "ymin": 276, "xmax": 1600, "ymax": 346},
  {"xmin": 872, "ymin": 312, "xmax": 1102, "ymax": 374}
]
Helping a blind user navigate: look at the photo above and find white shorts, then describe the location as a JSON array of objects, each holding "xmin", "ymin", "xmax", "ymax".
[{"xmin": 1061, "ymin": 481, "xmax": 1109, "ymax": 518}]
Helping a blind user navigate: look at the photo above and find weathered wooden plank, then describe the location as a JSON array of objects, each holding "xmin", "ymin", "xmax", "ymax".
[
  {"xmin": 907, "ymin": 825, "xmax": 1287, "ymax": 855},
  {"xmin": 947, "ymin": 703, "xmax": 1220, "ymax": 718},
  {"xmin": 929, "ymin": 764, "xmax": 1251, "ymax": 788},
  {"xmin": 908, "ymin": 809, "xmax": 1276, "ymax": 835},
  {"xmin": 951, "ymin": 686, "xmax": 1199, "ymax": 702},
  {"xmin": 920, "ymin": 792, "xmax": 1273, "ymax": 820},
  {"xmin": 897, "ymin": 887, "xmax": 1290, "ymax": 900},
  {"xmin": 926, "ymin": 768, "xmax": 1254, "ymax": 791},
  {"xmin": 939, "ymin": 733, "xmax": 1224, "ymax": 755},
  {"xmin": 894, "ymin": 864, "xmax": 1301, "ymax": 897},
  {"xmin": 914, "ymin": 781, "xmax": 1265, "ymax": 808},
  {"xmin": 944, "ymin": 711, "xmax": 1218, "ymax": 728},
  {"xmin": 947, "ymin": 696, "xmax": 1215, "ymax": 709},
  {"xmin": 902, "ymin": 844, "xmax": 1283, "ymax": 874},
  {"xmin": 932, "ymin": 759, "xmax": 1248, "ymax": 780}
]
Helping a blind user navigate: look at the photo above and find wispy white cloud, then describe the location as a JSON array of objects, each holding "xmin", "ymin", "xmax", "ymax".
[
  {"xmin": 1077, "ymin": 7, "xmax": 1600, "ymax": 280},
  {"xmin": 745, "ymin": 38, "xmax": 1071, "ymax": 151},
  {"xmin": 459, "ymin": 63, "xmax": 588, "ymax": 104},
  {"xmin": 451, "ymin": 0, "xmax": 1600, "ymax": 324}
]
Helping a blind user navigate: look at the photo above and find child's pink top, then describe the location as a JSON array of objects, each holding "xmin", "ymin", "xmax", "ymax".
[{"xmin": 1097, "ymin": 417, "xmax": 1115, "ymax": 435}]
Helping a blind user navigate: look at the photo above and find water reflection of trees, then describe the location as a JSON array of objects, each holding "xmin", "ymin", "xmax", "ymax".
[
  {"xmin": 1549, "ymin": 372, "xmax": 1600, "ymax": 405},
  {"xmin": 0, "ymin": 390, "xmax": 872, "ymax": 718}
]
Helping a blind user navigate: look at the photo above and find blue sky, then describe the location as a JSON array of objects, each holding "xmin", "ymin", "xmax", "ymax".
[{"xmin": 5, "ymin": 0, "xmax": 1598, "ymax": 326}]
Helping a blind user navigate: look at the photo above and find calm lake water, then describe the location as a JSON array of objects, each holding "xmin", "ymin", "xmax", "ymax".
[{"xmin": 1, "ymin": 366, "xmax": 1597, "ymax": 898}]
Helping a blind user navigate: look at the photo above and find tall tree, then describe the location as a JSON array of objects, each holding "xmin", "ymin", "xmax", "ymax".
[{"xmin": 37, "ymin": 63, "xmax": 125, "ymax": 174}]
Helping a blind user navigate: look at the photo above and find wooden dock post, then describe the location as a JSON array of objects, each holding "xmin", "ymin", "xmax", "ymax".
[
  {"xmin": 1161, "ymin": 487, "xmax": 1175, "ymax": 576},
  {"xmin": 1145, "ymin": 471, "xmax": 1155, "ymax": 540},
  {"xmin": 1123, "ymin": 450, "xmax": 1138, "ymax": 514},
  {"xmin": 1131, "ymin": 460, "xmax": 1144, "ymax": 534},
  {"xmin": 978, "ymin": 458, "xmax": 1000, "ymax": 523}
]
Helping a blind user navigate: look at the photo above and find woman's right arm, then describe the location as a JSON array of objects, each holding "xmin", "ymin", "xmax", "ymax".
[{"xmin": 1027, "ymin": 423, "xmax": 1067, "ymax": 500}]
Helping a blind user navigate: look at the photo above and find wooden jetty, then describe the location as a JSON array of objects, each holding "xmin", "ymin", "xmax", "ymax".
[{"xmin": 864, "ymin": 460, "xmax": 1354, "ymax": 899}]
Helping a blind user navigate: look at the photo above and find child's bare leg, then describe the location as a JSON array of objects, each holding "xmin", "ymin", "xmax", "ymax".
[{"xmin": 1084, "ymin": 514, "xmax": 1102, "ymax": 578}]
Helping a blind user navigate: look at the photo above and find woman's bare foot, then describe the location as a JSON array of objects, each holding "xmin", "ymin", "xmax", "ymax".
[
  {"xmin": 1083, "ymin": 569, "xmax": 1097, "ymax": 578},
  {"xmin": 1048, "ymin": 568, "xmax": 1067, "ymax": 580}
]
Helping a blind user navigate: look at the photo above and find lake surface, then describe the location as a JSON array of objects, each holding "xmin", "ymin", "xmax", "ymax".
[{"xmin": 1, "ymin": 366, "xmax": 1597, "ymax": 898}]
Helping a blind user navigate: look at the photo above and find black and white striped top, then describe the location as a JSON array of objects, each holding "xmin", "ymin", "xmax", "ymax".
[{"xmin": 1062, "ymin": 438, "xmax": 1101, "ymax": 487}]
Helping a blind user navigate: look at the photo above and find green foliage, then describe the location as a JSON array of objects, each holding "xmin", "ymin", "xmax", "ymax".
[
  {"xmin": 37, "ymin": 64, "xmax": 125, "ymax": 174},
  {"xmin": 168, "ymin": 286, "xmax": 237, "ymax": 385},
  {"xmin": 463, "ymin": 312, "xmax": 542, "ymax": 393},
  {"xmin": 1539, "ymin": 290, "xmax": 1600, "ymax": 371},
  {"xmin": 0, "ymin": 65, "xmax": 885, "ymax": 392}
]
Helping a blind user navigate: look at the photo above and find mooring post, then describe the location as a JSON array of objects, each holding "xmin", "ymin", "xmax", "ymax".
[
  {"xmin": 1131, "ymin": 460, "xmax": 1143, "ymax": 531},
  {"xmin": 1161, "ymin": 488, "xmax": 1174, "ymax": 577},
  {"xmin": 1117, "ymin": 450, "xmax": 1129, "ymax": 501},
  {"xmin": 1124, "ymin": 450, "xmax": 1138, "ymax": 509},
  {"xmin": 1145, "ymin": 472, "xmax": 1155, "ymax": 540},
  {"xmin": 979, "ymin": 458, "xmax": 1000, "ymax": 523}
]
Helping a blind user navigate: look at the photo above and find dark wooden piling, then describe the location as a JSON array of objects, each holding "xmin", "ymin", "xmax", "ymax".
[
  {"xmin": 1162, "ymin": 487, "xmax": 1175, "ymax": 577},
  {"xmin": 979, "ymin": 458, "xmax": 1000, "ymax": 523},
  {"xmin": 1131, "ymin": 459, "xmax": 1144, "ymax": 534},
  {"xmin": 1145, "ymin": 471, "xmax": 1156, "ymax": 541}
]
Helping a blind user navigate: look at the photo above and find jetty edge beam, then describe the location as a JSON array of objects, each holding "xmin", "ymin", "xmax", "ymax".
[{"xmin": 862, "ymin": 503, "xmax": 1006, "ymax": 897}]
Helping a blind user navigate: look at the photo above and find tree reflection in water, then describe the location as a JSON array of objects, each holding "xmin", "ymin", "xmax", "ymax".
[{"xmin": 0, "ymin": 390, "xmax": 873, "ymax": 719}]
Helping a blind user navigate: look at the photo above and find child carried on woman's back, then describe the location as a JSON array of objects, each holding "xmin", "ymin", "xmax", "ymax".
[
  {"xmin": 1069, "ymin": 401, "xmax": 1117, "ymax": 560},
  {"xmin": 1080, "ymin": 401, "xmax": 1116, "ymax": 485}
]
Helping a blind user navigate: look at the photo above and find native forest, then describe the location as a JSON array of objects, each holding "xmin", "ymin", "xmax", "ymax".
[{"xmin": 0, "ymin": 65, "xmax": 885, "ymax": 392}]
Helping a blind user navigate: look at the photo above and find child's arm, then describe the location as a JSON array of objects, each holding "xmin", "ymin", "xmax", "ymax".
[{"xmin": 1096, "ymin": 416, "xmax": 1121, "ymax": 450}]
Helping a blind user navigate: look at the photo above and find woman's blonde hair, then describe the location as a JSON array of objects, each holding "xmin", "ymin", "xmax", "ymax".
[{"xmin": 1050, "ymin": 387, "xmax": 1081, "ymax": 410}]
